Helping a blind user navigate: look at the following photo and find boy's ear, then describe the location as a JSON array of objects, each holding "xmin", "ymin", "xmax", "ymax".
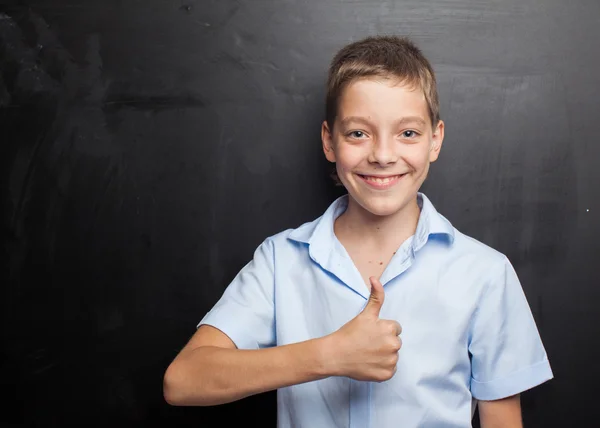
[
  {"xmin": 321, "ymin": 121, "xmax": 336, "ymax": 163},
  {"xmin": 429, "ymin": 119, "xmax": 445, "ymax": 163}
]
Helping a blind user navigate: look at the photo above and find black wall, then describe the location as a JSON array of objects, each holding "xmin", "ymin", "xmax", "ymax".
[{"xmin": 2, "ymin": 1, "xmax": 599, "ymax": 426}]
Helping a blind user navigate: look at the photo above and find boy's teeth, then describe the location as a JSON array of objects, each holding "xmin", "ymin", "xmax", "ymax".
[{"xmin": 365, "ymin": 175, "xmax": 398, "ymax": 183}]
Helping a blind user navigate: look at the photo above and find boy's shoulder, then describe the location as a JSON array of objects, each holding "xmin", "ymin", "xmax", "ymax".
[
  {"xmin": 422, "ymin": 195, "xmax": 510, "ymax": 268},
  {"xmin": 449, "ymin": 223, "xmax": 511, "ymax": 268},
  {"xmin": 263, "ymin": 215, "xmax": 323, "ymax": 248},
  {"xmin": 266, "ymin": 198, "xmax": 341, "ymax": 248}
]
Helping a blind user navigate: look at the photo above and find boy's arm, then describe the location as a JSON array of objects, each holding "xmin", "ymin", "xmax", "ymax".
[
  {"xmin": 478, "ymin": 394, "xmax": 522, "ymax": 428},
  {"xmin": 163, "ymin": 277, "xmax": 401, "ymax": 406},
  {"xmin": 163, "ymin": 325, "xmax": 334, "ymax": 406}
]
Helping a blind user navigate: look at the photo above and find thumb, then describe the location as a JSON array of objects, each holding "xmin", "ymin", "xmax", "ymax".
[{"xmin": 363, "ymin": 276, "xmax": 385, "ymax": 317}]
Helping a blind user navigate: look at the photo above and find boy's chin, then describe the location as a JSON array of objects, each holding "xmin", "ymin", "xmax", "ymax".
[{"xmin": 352, "ymin": 194, "xmax": 413, "ymax": 218}]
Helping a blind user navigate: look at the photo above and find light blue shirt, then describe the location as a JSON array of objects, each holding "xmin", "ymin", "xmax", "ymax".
[{"xmin": 199, "ymin": 193, "xmax": 553, "ymax": 428}]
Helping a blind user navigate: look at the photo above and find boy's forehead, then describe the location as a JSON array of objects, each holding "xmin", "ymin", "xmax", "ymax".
[{"xmin": 337, "ymin": 78, "xmax": 429, "ymax": 124}]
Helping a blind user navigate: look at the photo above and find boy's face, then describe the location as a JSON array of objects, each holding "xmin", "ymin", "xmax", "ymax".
[{"xmin": 322, "ymin": 78, "xmax": 444, "ymax": 217}]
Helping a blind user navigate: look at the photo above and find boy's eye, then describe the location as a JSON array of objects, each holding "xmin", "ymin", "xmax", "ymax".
[
  {"xmin": 402, "ymin": 130, "xmax": 418, "ymax": 138},
  {"xmin": 348, "ymin": 131, "xmax": 366, "ymax": 138}
]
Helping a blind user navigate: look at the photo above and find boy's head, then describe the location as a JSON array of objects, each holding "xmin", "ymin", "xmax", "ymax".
[
  {"xmin": 321, "ymin": 36, "xmax": 444, "ymax": 217},
  {"xmin": 325, "ymin": 36, "xmax": 440, "ymax": 133}
]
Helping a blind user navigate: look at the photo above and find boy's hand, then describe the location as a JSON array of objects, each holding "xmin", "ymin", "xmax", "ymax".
[{"xmin": 327, "ymin": 277, "xmax": 402, "ymax": 382}]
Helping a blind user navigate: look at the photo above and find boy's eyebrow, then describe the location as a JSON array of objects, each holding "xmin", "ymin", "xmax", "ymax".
[
  {"xmin": 340, "ymin": 116, "xmax": 427, "ymax": 128},
  {"xmin": 396, "ymin": 116, "xmax": 427, "ymax": 128}
]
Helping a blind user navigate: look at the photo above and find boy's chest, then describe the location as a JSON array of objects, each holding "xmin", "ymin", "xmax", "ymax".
[
  {"xmin": 275, "ymin": 261, "xmax": 476, "ymax": 406},
  {"xmin": 275, "ymin": 251, "xmax": 480, "ymax": 348},
  {"xmin": 351, "ymin": 254, "xmax": 389, "ymax": 288},
  {"xmin": 340, "ymin": 242, "xmax": 400, "ymax": 288}
]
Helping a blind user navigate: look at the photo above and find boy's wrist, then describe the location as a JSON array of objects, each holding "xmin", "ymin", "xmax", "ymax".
[{"xmin": 314, "ymin": 334, "xmax": 341, "ymax": 378}]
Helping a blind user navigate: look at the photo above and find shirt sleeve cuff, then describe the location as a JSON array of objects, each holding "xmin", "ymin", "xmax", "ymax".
[
  {"xmin": 471, "ymin": 358, "xmax": 554, "ymax": 400},
  {"xmin": 197, "ymin": 308, "xmax": 260, "ymax": 350}
]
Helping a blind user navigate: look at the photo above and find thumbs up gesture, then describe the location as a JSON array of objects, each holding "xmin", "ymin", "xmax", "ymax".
[{"xmin": 328, "ymin": 277, "xmax": 402, "ymax": 382}]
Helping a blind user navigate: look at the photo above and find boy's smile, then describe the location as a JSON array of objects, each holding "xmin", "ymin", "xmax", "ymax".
[
  {"xmin": 322, "ymin": 77, "xmax": 444, "ymax": 219},
  {"xmin": 358, "ymin": 173, "xmax": 406, "ymax": 190}
]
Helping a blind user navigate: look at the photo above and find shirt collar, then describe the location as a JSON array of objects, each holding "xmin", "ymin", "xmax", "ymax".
[{"xmin": 288, "ymin": 192, "xmax": 455, "ymax": 250}]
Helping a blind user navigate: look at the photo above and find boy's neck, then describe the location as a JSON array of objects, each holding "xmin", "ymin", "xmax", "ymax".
[{"xmin": 334, "ymin": 194, "xmax": 421, "ymax": 249}]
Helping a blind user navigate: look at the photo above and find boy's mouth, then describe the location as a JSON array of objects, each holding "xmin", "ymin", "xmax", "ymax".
[{"xmin": 357, "ymin": 173, "xmax": 406, "ymax": 189}]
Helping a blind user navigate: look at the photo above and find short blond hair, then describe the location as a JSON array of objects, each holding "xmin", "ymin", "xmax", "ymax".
[{"xmin": 325, "ymin": 35, "xmax": 440, "ymax": 131}]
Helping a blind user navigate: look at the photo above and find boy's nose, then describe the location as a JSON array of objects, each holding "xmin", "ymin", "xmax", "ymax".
[{"xmin": 369, "ymin": 137, "xmax": 398, "ymax": 166}]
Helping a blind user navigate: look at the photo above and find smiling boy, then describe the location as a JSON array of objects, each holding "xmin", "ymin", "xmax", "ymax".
[{"xmin": 164, "ymin": 36, "xmax": 553, "ymax": 427}]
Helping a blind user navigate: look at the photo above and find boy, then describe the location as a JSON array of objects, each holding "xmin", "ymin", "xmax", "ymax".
[{"xmin": 164, "ymin": 36, "xmax": 553, "ymax": 427}]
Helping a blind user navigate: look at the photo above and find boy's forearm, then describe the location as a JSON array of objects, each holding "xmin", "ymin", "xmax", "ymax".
[
  {"xmin": 478, "ymin": 395, "xmax": 523, "ymax": 428},
  {"xmin": 164, "ymin": 336, "xmax": 338, "ymax": 406}
]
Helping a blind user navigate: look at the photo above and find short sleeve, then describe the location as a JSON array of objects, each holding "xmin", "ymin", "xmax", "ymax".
[
  {"xmin": 198, "ymin": 238, "xmax": 276, "ymax": 350},
  {"xmin": 468, "ymin": 256, "xmax": 553, "ymax": 400}
]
